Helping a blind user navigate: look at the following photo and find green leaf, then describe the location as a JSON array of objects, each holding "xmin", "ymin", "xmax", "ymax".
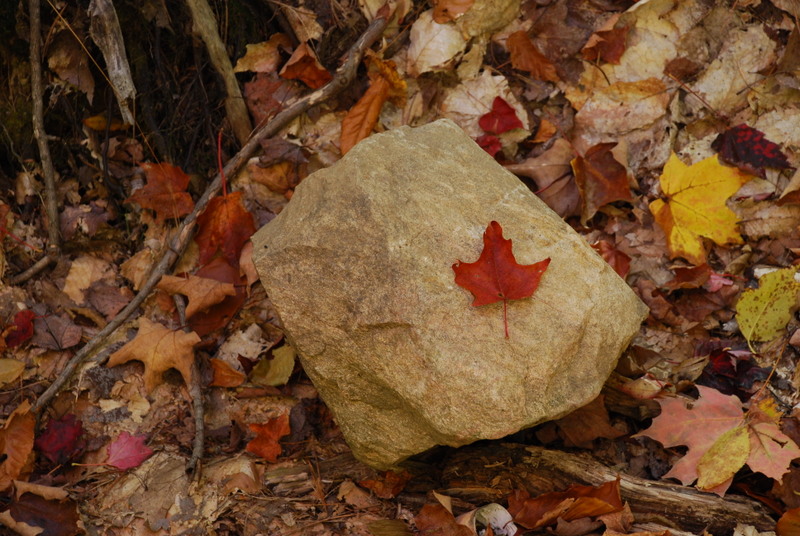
[{"xmin": 736, "ymin": 267, "xmax": 800, "ymax": 344}]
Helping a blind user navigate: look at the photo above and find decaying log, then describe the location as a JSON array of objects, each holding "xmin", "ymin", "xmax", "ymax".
[{"xmin": 438, "ymin": 443, "xmax": 774, "ymax": 534}]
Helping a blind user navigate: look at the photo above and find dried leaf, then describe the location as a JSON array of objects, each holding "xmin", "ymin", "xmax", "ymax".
[
  {"xmin": 414, "ymin": 504, "xmax": 473, "ymax": 536},
  {"xmin": 106, "ymin": 317, "xmax": 200, "ymax": 393},
  {"xmin": 582, "ymin": 26, "xmax": 629, "ymax": 65},
  {"xmin": 507, "ymin": 31, "xmax": 559, "ymax": 82},
  {"xmin": 341, "ymin": 77, "xmax": 390, "ymax": 155},
  {"xmin": 34, "ymin": 414, "xmax": 84, "ymax": 465},
  {"xmin": 571, "ymin": 142, "xmax": 632, "ymax": 225},
  {"xmin": 508, "ymin": 479, "xmax": 622, "ymax": 529},
  {"xmin": 209, "ymin": 358, "xmax": 246, "ymax": 388},
  {"xmin": 106, "ymin": 431, "xmax": 153, "ymax": 470},
  {"xmin": 712, "ymin": 124, "xmax": 792, "ymax": 179},
  {"xmin": 406, "ymin": 10, "xmax": 467, "ymax": 77},
  {"xmin": 359, "ymin": 470, "xmax": 412, "ymax": 499},
  {"xmin": 126, "ymin": 163, "xmax": 195, "ymax": 224},
  {"xmin": 246, "ymin": 414, "xmax": 290, "ymax": 462},
  {"xmin": 278, "ymin": 42, "xmax": 332, "ymax": 89},
  {"xmin": 234, "ymin": 34, "xmax": 291, "ymax": 73},
  {"xmin": 0, "ymin": 401, "xmax": 35, "ymax": 492},
  {"xmin": 433, "ymin": 0, "xmax": 475, "ymax": 23},
  {"xmin": 5, "ymin": 310, "xmax": 35, "ymax": 348},
  {"xmin": 157, "ymin": 274, "xmax": 236, "ymax": 318},
  {"xmin": 195, "ymin": 191, "xmax": 256, "ymax": 267}
]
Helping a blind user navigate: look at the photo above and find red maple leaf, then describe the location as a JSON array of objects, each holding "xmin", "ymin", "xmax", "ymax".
[
  {"xmin": 34, "ymin": 414, "xmax": 84, "ymax": 465},
  {"xmin": 106, "ymin": 432, "xmax": 153, "ymax": 470},
  {"xmin": 476, "ymin": 134, "xmax": 502, "ymax": 158},
  {"xmin": 126, "ymin": 163, "xmax": 195, "ymax": 223},
  {"xmin": 5, "ymin": 310, "xmax": 35, "ymax": 348},
  {"xmin": 246, "ymin": 414, "xmax": 290, "ymax": 462},
  {"xmin": 453, "ymin": 221, "xmax": 551, "ymax": 338},
  {"xmin": 479, "ymin": 97, "xmax": 524, "ymax": 135},
  {"xmin": 711, "ymin": 124, "xmax": 792, "ymax": 179},
  {"xmin": 195, "ymin": 191, "xmax": 256, "ymax": 267}
]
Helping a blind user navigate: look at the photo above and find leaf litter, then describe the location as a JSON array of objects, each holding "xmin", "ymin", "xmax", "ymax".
[{"xmin": 3, "ymin": 0, "xmax": 800, "ymax": 534}]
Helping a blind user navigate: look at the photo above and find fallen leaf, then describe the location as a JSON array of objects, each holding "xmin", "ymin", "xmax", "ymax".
[
  {"xmin": 414, "ymin": 503, "xmax": 473, "ymax": 536},
  {"xmin": 696, "ymin": 424, "xmax": 750, "ymax": 490},
  {"xmin": 250, "ymin": 344, "xmax": 295, "ymax": 387},
  {"xmin": 5, "ymin": 310, "xmax": 35, "ymax": 348},
  {"xmin": 243, "ymin": 73, "xmax": 301, "ymax": 125},
  {"xmin": 736, "ymin": 267, "xmax": 800, "ymax": 345},
  {"xmin": 433, "ymin": 0, "xmax": 475, "ymax": 23},
  {"xmin": 188, "ymin": 257, "xmax": 247, "ymax": 336},
  {"xmin": 778, "ymin": 507, "xmax": 800, "ymax": 536},
  {"xmin": 209, "ymin": 358, "xmax": 246, "ymax": 388},
  {"xmin": 582, "ymin": 26, "xmax": 629, "ymax": 65},
  {"xmin": 406, "ymin": 10, "xmax": 467, "ymax": 77},
  {"xmin": 106, "ymin": 431, "xmax": 153, "ymax": 470},
  {"xmin": 32, "ymin": 313, "xmax": 82, "ymax": 350},
  {"xmin": 553, "ymin": 395, "xmax": 624, "ymax": 448},
  {"xmin": 453, "ymin": 221, "xmax": 551, "ymax": 338},
  {"xmin": 508, "ymin": 478, "xmax": 622, "ymax": 529},
  {"xmin": 649, "ymin": 154, "xmax": 754, "ymax": 265},
  {"xmin": 712, "ymin": 124, "xmax": 792, "ymax": 179},
  {"xmin": 476, "ymin": 134, "xmax": 502, "ymax": 158},
  {"xmin": 4, "ymin": 492, "xmax": 81, "ymax": 536},
  {"xmin": 126, "ymin": 163, "xmax": 195, "ymax": 224},
  {"xmin": 0, "ymin": 359, "xmax": 24, "ymax": 387},
  {"xmin": 341, "ymin": 56, "xmax": 406, "ymax": 154},
  {"xmin": 747, "ymin": 398, "xmax": 800, "ymax": 482},
  {"xmin": 233, "ymin": 34, "xmax": 291, "ymax": 74},
  {"xmin": 0, "ymin": 401, "xmax": 35, "ymax": 492},
  {"xmin": 591, "ymin": 240, "xmax": 630, "ymax": 279},
  {"xmin": 663, "ymin": 264, "xmax": 713, "ymax": 291},
  {"xmin": 571, "ymin": 142, "xmax": 633, "ymax": 225},
  {"xmin": 47, "ymin": 30, "xmax": 94, "ymax": 102},
  {"xmin": 195, "ymin": 191, "xmax": 256, "ymax": 267},
  {"xmin": 479, "ymin": 97, "xmax": 524, "ymax": 135},
  {"xmin": 359, "ymin": 470, "xmax": 412, "ymax": 499},
  {"xmin": 106, "ymin": 317, "xmax": 200, "ymax": 393},
  {"xmin": 507, "ymin": 31, "xmax": 559, "ymax": 83},
  {"xmin": 34, "ymin": 414, "xmax": 84, "ymax": 465},
  {"xmin": 278, "ymin": 42, "xmax": 332, "ymax": 89},
  {"xmin": 246, "ymin": 414, "xmax": 290, "ymax": 462},
  {"xmin": 157, "ymin": 274, "xmax": 236, "ymax": 318}
]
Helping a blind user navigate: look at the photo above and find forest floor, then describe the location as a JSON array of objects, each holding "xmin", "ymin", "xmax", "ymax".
[{"xmin": 1, "ymin": 0, "xmax": 800, "ymax": 534}]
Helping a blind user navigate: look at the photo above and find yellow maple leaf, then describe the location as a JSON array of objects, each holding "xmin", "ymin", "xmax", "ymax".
[
  {"xmin": 649, "ymin": 153, "xmax": 753, "ymax": 265},
  {"xmin": 107, "ymin": 318, "xmax": 200, "ymax": 393}
]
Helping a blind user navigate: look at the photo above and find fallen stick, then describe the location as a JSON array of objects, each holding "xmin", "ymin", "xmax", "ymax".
[{"xmin": 32, "ymin": 9, "xmax": 391, "ymax": 414}]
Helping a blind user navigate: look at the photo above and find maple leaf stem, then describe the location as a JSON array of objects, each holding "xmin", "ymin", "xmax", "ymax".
[{"xmin": 503, "ymin": 299, "xmax": 509, "ymax": 339}]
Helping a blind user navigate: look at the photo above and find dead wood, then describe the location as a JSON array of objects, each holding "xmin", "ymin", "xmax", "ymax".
[
  {"xmin": 438, "ymin": 443, "xmax": 774, "ymax": 534},
  {"xmin": 31, "ymin": 10, "xmax": 392, "ymax": 415}
]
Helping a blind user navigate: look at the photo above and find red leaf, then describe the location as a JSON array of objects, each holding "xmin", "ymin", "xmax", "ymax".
[
  {"xmin": 453, "ymin": 221, "xmax": 550, "ymax": 338},
  {"xmin": 106, "ymin": 431, "xmax": 153, "ymax": 470},
  {"xmin": 476, "ymin": 134, "xmax": 502, "ymax": 158},
  {"xmin": 591, "ymin": 240, "xmax": 630, "ymax": 278},
  {"xmin": 359, "ymin": 470, "xmax": 412, "ymax": 499},
  {"xmin": 479, "ymin": 97, "xmax": 524, "ymax": 135},
  {"xmin": 508, "ymin": 478, "xmax": 622, "ymax": 529},
  {"xmin": 507, "ymin": 31, "xmax": 560, "ymax": 82},
  {"xmin": 126, "ymin": 163, "xmax": 195, "ymax": 223},
  {"xmin": 6, "ymin": 310, "xmax": 35, "ymax": 348},
  {"xmin": 414, "ymin": 504, "xmax": 473, "ymax": 536},
  {"xmin": 34, "ymin": 414, "xmax": 84, "ymax": 465},
  {"xmin": 711, "ymin": 124, "xmax": 792, "ymax": 179},
  {"xmin": 582, "ymin": 26, "xmax": 629, "ymax": 65},
  {"xmin": 195, "ymin": 191, "xmax": 256, "ymax": 267},
  {"xmin": 246, "ymin": 414, "xmax": 291, "ymax": 462},
  {"xmin": 571, "ymin": 142, "xmax": 633, "ymax": 225}
]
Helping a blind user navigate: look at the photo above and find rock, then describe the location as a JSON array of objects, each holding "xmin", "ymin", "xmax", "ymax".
[{"xmin": 252, "ymin": 119, "xmax": 648, "ymax": 469}]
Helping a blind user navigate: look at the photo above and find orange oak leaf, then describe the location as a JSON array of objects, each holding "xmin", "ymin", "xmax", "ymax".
[
  {"xmin": 0, "ymin": 401, "xmax": 34, "ymax": 492},
  {"xmin": 106, "ymin": 317, "xmax": 200, "ymax": 393},
  {"xmin": 453, "ymin": 221, "xmax": 550, "ymax": 338},
  {"xmin": 126, "ymin": 163, "xmax": 195, "ymax": 224},
  {"xmin": 279, "ymin": 42, "xmax": 332, "ymax": 89},
  {"xmin": 572, "ymin": 142, "xmax": 633, "ymax": 225},
  {"xmin": 246, "ymin": 414, "xmax": 290, "ymax": 462},
  {"xmin": 649, "ymin": 154, "xmax": 753, "ymax": 265},
  {"xmin": 209, "ymin": 358, "xmax": 246, "ymax": 388},
  {"xmin": 507, "ymin": 31, "xmax": 559, "ymax": 83},
  {"xmin": 157, "ymin": 274, "xmax": 236, "ymax": 318},
  {"xmin": 195, "ymin": 191, "xmax": 256, "ymax": 267},
  {"xmin": 341, "ymin": 56, "xmax": 406, "ymax": 154}
]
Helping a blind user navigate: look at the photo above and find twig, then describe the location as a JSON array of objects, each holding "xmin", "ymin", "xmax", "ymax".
[
  {"xmin": 21, "ymin": 0, "xmax": 60, "ymax": 283},
  {"xmin": 32, "ymin": 11, "xmax": 391, "ymax": 414}
]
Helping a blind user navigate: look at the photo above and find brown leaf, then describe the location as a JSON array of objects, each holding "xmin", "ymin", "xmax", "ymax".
[
  {"xmin": 433, "ymin": 0, "xmax": 475, "ymax": 23},
  {"xmin": 582, "ymin": 26, "xmax": 629, "ymax": 65},
  {"xmin": 414, "ymin": 504, "xmax": 473, "ymax": 536},
  {"xmin": 5, "ymin": 492, "xmax": 81, "ymax": 536},
  {"xmin": 157, "ymin": 274, "xmax": 236, "ymax": 318},
  {"xmin": 126, "ymin": 163, "xmax": 195, "ymax": 224},
  {"xmin": 508, "ymin": 478, "xmax": 623, "ymax": 529},
  {"xmin": 359, "ymin": 470, "xmax": 412, "ymax": 499},
  {"xmin": 0, "ymin": 401, "xmax": 35, "ymax": 492},
  {"xmin": 32, "ymin": 313, "xmax": 82, "ymax": 350},
  {"xmin": 571, "ymin": 142, "xmax": 633, "ymax": 225},
  {"xmin": 106, "ymin": 318, "xmax": 200, "ymax": 393},
  {"xmin": 209, "ymin": 358, "xmax": 246, "ymax": 388},
  {"xmin": 507, "ymin": 31, "xmax": 560, "ymax": 83},
  {"xmin": 246, "ymin": 414, "xmax": 290, "ymax": 462},
  {"xmin": 243, "ymin": 73, "xmax": 300, "ymax": 125},
  {"xmin": 554, "ymin": 395, "xmax": 625, "ymax": 447},
  {"xmin": 195, "ymin": 191, "xmax": 256, "ymax": 267},
  {"xmin": 279, "ymin": 42, "xmax": 332, "ymax": 89},
  {"xmin": 591, "ymin": 240, "xmax": 630, "ymax": 278}
]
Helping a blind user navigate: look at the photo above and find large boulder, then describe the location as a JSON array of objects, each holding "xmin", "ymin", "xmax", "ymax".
[{"xmin": 252, "ymin": 119, "xmax": 647, "ymax": 469}]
